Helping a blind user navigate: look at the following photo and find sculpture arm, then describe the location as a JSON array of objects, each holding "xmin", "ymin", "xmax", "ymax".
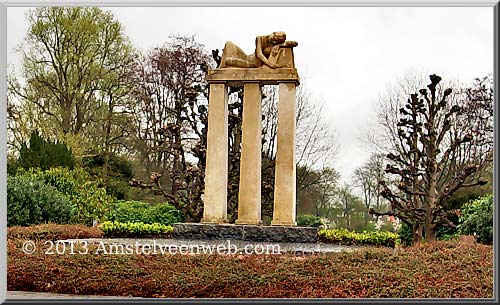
[
  {"xmin": 255, "ymin": 36, "xmax": 279, "ymax": 68},
  {"xmin": 282, "ymin": 41, "xmax": 298, "ymax": 48}
]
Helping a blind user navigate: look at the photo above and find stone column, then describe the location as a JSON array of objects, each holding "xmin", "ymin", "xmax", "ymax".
[
  {"xmin": 201, "ymin": 83, "xmax": 228, "ymax": 223},
  {"xmin": 272, "ymin": 82, "xmax": 297, "ymax": 226},
  {"xmin": 236, "ymin": 83, "xmax": 262, "ymax": 225}
]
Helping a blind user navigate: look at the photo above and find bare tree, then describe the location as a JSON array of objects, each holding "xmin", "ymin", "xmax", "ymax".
[
  {"xmin": 260, "ymin": 84, "xmax": 339, "ymax": 218},
  {"xmin": 129, "ymin": 35, "xmax": 213, "ymax": 221},
  {"xmin": 353, "ymin": 152, "xmax": 387, "ymax": 226},
  {"xmin": 335, "ymin": 183, "xmax": 364, "ymax": 230},
  {"xmin": 353, "ymin": 165, "xmax": 374, "ymax": 227},
  {"xmin": 370, "ymin": 74, "xmax": 493, "ymax": 243}
]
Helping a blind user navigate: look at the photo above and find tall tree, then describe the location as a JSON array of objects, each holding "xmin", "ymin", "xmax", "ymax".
[
  {"xmin": 353, "ymin": 152, "xmax": 387, "ymax": 226},
  {"xmin": 371, "ymin": 74, "xmax": 493, "ymax": 243},
  {"xmin": 129, "ymin": 35, "xmax": 213, "ymax": 222},
  {"xmin": 8, "ymin": 7, "xmax": 135, "ymax": 154},
  {"xmin": 353, "ymin": 165, "xmax": 374, "ymax": 228},
  {"xmin": 334, "ymin": 183, "xmax": 364, "ymax": 230}
]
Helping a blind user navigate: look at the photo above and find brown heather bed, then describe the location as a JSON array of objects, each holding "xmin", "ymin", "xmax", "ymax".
[{"xmin": 7, "ymin": 225, "xmax": 493, "ymax": 298}]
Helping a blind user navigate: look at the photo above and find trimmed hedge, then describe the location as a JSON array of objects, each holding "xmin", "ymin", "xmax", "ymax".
[
  {"xmin": 106, "ymin": 200, "xmax": 183, "ymax": 225},
  {"xmin": 318, "ymin": 228, "xmax": 399, "ymax": 248},
  {"xmin": 98, "ymin": 221, "xmax": 173, "ymax": 238},
  {"xmin": 8, "ymin": 224, "xmax": 103, "ymax": 241}
]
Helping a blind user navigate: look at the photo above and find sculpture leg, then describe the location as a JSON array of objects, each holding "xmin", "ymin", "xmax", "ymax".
[
  {"xmin": 225, "ymin": 58, "xmax": 255, "ymax": 68},
  {"xmin": 220, "ymin": 41, "xmax": 257, "ymax": 68}
]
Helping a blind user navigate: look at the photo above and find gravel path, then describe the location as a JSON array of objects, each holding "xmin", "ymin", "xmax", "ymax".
[{"xmin": 60, "ymin": 238, "xmax": 359, "ymax": 255}]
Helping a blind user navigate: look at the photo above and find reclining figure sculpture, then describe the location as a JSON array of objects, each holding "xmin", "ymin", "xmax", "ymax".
[{"xmin": 218, "ymin": 31, "xmax": 298, "ymax": 69}]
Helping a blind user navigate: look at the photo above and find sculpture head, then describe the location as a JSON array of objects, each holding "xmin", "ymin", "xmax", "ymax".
[{"xmin": 270, "ymin": 31, "xmax": 286, "ymax": 45}]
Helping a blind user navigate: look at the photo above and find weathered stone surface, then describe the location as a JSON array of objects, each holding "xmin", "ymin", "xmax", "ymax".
[
  {"xmin": 272, "ymin": 82, "xmax": 297, "ymax": 226},
  {"xmin": 206, "ymin": 68, "xmax": 299, "ymax": 86},
  {"xmin": 236, "ymin": 83, "xmax": 262, "ymax": 225},
  {"xmin": 174, "ymin": 223, "xmax": 243, "ymax": 240},
  {"xmin": 201, "ymin": 83, "xmax": 229, "ymax": 224},
  {"xmin": 173, "ymin": 223, "xmax": 318, "ymax": 243}
]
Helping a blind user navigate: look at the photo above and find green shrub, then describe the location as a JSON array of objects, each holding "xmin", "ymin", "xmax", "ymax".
[
  {"xmin": 318, "ymin": 228, "xmax": 399, "ymax": 248},
  {"xmin": 81, "ymin": 153, "xmax": 134, "ymax": 200},
  {"xmin": 398, "ymin": 222, "xmax": 414, "ymax": 246},
  {"xmin": 16, "ymin": 131, "xmax": 75, "ymax": 170},
  {"xmin": 398, "ymin": 222, "xmax": 460, "ymax": 245},
  {"xmin": 296, "ymin": 214, "xmax": 322, "ymax": 227},
  {"xmin": 107, "ymin": 200, "xmax": 183, "ymax": 225},
  {"xmin": 457, "ymin": 195, "xmax": 493, "ymax": 244},
  {"xmin": 7, "ymin": 175, "xmax": 75, "ymax": 226},
  {"xmin": 14, "ymin": 167, "xmax": 116, "ymax": 226},
  {"xmin": 98, "ymin": 221, "xmax": 173, "ymax": 238},
  {"xmin": 82, "ymin": 153, "xmax": 134, "ymax": 179},
  {"xmin": 436, "ymin": 225, "xmax": 459, "ymax": 241}
]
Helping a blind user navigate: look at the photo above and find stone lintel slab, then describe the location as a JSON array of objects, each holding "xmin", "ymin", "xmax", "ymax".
[
  {"xmin": 206, "ymin": 68, "xmax": 299, "ymax": 86},
  {"xmin": 172, "ymin": 223, "xmax": 318, "ymax": 243}
]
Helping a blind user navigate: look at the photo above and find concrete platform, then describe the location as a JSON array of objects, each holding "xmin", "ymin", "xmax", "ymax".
[{"xmin": 172, "ymin": 223, "xmax": 318, "ymax": 243}]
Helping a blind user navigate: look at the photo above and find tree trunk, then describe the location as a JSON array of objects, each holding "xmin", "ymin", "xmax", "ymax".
[
  {"xmin": 61, "ymin": 102, "xmax": 72, "ymax": 134},
  {"xmin": 412, "ymin": 223, "xmax": 423, "ymax": 244},
  {"xmin": 425, "ymin": 163, "xmax": 439, "ymax": 242},
  {"xmin": 425, "ymin": 224, "xmax": 436, "ymax": 242},
  {"xmin": 102, "ymin": 102, "xmax": 113, "ymax": 187}
]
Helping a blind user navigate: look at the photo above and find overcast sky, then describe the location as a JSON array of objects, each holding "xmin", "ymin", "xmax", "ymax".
[{"xmin": 6, "ymin": 6, "xmax": 494, "ymax": 184}]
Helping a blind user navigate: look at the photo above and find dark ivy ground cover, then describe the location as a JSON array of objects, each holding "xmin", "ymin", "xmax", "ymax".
[{"xmin": 8, "ymin": 237, "xmax": 492, "ymax": 298}]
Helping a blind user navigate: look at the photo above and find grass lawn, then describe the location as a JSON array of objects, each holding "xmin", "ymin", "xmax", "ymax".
[{"xmin": 8, "ymin": 231, "xmax": 492, "ymax": 298}]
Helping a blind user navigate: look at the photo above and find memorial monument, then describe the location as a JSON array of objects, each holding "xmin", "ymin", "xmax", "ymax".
[
  {"xmin": 173, "ymin": 32, "xmax": 317, "ymax": 242},
  {"xmin": 202, "ymin": 31, "xmax": 299, "ymax": 226}
]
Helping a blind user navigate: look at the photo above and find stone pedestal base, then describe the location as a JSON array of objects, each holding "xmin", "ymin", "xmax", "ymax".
[
  {"xmin": 271, "ymin": 220, "xmax": 297, "ymax": 226},
  {"xmin": 173, "ymin": 223, "xmax": 318, "ymax": 243}
]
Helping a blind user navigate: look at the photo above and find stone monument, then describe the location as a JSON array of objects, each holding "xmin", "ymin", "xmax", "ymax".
[{"xmin": 201, "ymin": 31, "xmax": 299, "ymax": 226}]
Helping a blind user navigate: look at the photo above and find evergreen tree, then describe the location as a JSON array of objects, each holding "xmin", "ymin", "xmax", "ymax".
[{"xmin": 17, "ymin": 131, "xmax": 75, "ymax": 170}]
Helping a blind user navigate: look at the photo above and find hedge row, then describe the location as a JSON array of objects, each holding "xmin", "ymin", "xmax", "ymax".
[
  {"xmin": 318, "ymin": 229, "xmax": 399, "ymax": 248},
  {"xmin": 98, "ymin": 221, "xmax": 173, "ymax": 238},
  {"xmin": 7, "ymin": 240, "xmax": 492, "ymax": 298},
  {"xmin": 107, "ymin": 200, "xmax": 183, "ymax": 225}
]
